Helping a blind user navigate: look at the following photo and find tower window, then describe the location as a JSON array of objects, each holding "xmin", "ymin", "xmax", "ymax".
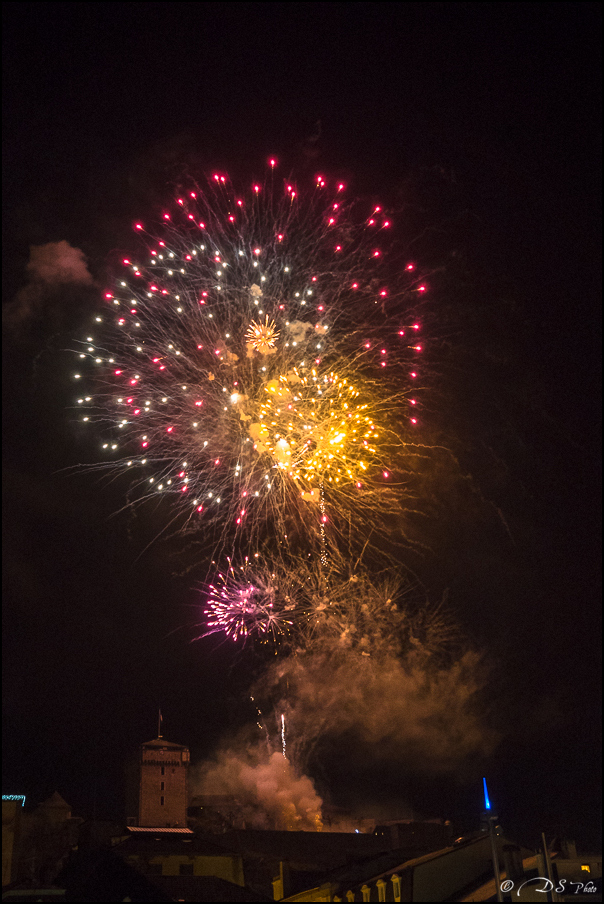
[
  {"xmin": 161, "ymin": 766, "xmax": 165, "ymax": 776},
  {"xmin": 160, "ymin": 796, "xmax": 164, "ymax": 806},
  {"xmin": 160, "ymin": 782, "xmax": 165, "ymax": 791}
]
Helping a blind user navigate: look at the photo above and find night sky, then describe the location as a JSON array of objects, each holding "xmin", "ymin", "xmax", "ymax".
[{"xmin": 2, "ymin": 2, "xmax": 601, "ymax": 850}]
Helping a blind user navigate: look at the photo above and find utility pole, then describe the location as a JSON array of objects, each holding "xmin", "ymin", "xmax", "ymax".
[
  {"xmin": 483, "ymin": 777, "xmax": 503, "ymax": 903},
  {"xmin": 541, "ymin": 832, "xmax": 560, "ymax": 903}
]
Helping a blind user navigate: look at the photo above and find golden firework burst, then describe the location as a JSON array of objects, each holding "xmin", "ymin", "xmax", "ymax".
[
  {"xmin": 256, "ymin": 369, "xmax": 380, "ymax": 490},
  {"xmin": 245, "ymin": 316, "xmax": 280, "ymax": 353}
]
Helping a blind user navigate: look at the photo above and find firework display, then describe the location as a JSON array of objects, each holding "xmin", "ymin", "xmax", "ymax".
[
  {"xmin": 73, "ymin": 166, "xmax": 425, "ymax": 559},
  {"xmin": 73, "ymin": 162, "xmax": 431, "ymax": 647},
  {"xmin": 67, "ymin": 159, "xmax": 498, "ymax": 826}
]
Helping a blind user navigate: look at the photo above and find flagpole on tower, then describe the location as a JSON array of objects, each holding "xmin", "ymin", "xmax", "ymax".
[{"xmin": 158, "ymin": 709, "xmax": 163, "ymax": 739}]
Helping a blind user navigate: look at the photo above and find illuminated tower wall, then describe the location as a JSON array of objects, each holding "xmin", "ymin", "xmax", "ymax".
[{"xmin": 136, "ymin": 737, "xmax": 189, "ymax": 828}]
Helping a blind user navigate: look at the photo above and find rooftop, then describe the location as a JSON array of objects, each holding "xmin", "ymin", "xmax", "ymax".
[
  {"xmin": 141, "ymin": 736, "xmax": 189, "ymax": 750},
  {"xmin": 126, "ymin": 826, "xmax": 194, "ymax": 834}
]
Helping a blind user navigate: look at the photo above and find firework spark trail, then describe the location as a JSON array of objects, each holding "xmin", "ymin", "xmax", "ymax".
[{"xmin": 72, "ymin": 166, "xmax": 427, "ymax": 562}]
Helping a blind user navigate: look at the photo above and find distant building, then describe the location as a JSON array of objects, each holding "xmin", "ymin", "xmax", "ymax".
[
  {"xmin": 2, "ymin": 796, "xmax": 25, "ymax": 886},
  {"xmin": 2, "ymin": 792, "xmax": 81, "ymax": 887},
  {"xmin": 115, "ymin": 830, "xmax": 245, "ymax": 884},
  {"xmin": 549, "ymin": 838, "xmax": 602, "ymax": 887},
  {"xmin": 372, "ymin": 820, "xmax": 453, "ymax": 854},
  {"xmin": 276, "ymin": 832, "xmax": 534, "ymax": 902},
  {"xmin": 126, "ymin": 736, "xmax": 190, "ymax": 828},
  {"xmin": 107, "ymin": 830, "xmax": 273, "ymax": 900},
  {"xmin": 210, "ymin": 828, "xmax": 458, "ymax": 901}
]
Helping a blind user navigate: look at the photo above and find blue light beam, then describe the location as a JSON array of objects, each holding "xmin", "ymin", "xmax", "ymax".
[{"xmin": 483, "ymin": 777, "xmax": 491, "ymax": 810}]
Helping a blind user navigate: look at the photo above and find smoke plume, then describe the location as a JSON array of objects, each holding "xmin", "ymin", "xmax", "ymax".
[
  {"xmin": 264, "ymin": 647, "xmax": 496, "ymax": 773},
  {"xmin": 4, "ymin": 241, "xmax": 94, "ymax": 329},
  {"xmin": 193, "ymin": 565, "xmax": 497, "ymax": 829},
  {"xmin": 190, "ymin": 748, "xmax": 323, "ymax": 831}
]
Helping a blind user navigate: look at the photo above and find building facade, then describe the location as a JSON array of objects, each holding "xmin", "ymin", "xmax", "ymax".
[{"xmin": 128, "ymin": 737, "xmax": 190, "ymax": 828}]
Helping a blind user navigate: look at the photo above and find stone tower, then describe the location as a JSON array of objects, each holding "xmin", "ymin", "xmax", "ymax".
[{"xmin": 134, "ymin": 737, "xmax": 190, "ymax": 827}]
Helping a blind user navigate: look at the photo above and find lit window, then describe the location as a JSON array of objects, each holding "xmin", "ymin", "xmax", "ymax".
[{"xmin": 581, "ymin": 864, "xmax": 591, "ymax": 872}]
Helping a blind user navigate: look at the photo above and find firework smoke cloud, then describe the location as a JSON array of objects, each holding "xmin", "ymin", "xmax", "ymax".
[
  {"xmin": 6, "ymin": 241, "xmax": 94, "ymax": 329},
  {"xmin": 254, "ymin": 558, "xmax": 497, "ymax": 772},
  {"xmin": 191, "ymin": 748, "xmax": 323, "ymax": 832}
]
